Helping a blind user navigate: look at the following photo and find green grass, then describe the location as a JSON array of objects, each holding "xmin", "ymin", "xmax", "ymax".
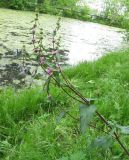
[{"xmin": 0, "ymin": 49, "xmax": 129, "ymax": 159}]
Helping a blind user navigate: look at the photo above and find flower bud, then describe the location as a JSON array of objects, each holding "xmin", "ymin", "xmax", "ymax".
[
  {"xmin": 40, "ymin": 57, "xmax": 45, "ymax": 65},
  {"xmin": 52, "ymin": 59, "xmax": 56, "ymax": 63},
  {"xmin": 33, "ymin": 24, "xmax": 37, "ymax": 28},
  {"xmin": 32, "ymin": 38, "xmax": 36, "ymax": 43},
  {"xmin": 46, "ymin": 68, "xmax": 53, "ymax": 75},
  {"xmin": 51, "ymin": 50, "xmax": 58, "ymax": 55},
  {"xmin": 56, "ymin": 64, "xmax": 61, "ymax": 71},
  {"xmin": 34, "ymin": 48, "xmax": 39, "ymax": 53},
  {"xmin": 52, "ymin": 40, "xmax": 55, "ymax": 43},
  {"xmin": 32, "ymin": 29, "xmax": 35, "ymax": 34}
]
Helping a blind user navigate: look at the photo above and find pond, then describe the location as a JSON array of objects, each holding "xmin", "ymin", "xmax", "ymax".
[{"xmin": 0, "ymin": 8, "xmax": 127, "ymax": 86}]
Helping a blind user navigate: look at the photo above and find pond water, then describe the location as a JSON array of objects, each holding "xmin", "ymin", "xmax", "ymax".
[{"xmin": 0, "ymin": 8, "xmax": 127, "ymax": 86}]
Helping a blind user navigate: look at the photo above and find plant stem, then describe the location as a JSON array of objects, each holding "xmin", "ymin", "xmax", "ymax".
[
  {"xmin": 60, "ymin": 73, "xmax": 129, "ymax": 156},
  {"xmin": 41, "ymin": 66, "xmax": 85, "ymax": 104},
  {"xmin": 42, "ymin": 67, "xmax": 129, "ymax": 157},
  {"xmin": 61, "ymin": 72, "xmax": 90, "ymax": 105},
  {"xmin": 96, "ymin": 112, "xmax": 129, "ymax": 156},
  {"xmin": 114, "ymin": 132, "xmax": 129, "ymax": 157},
  {"xmin": 32, "ymin": 17, "xmax": 129, "ymax": 156},
  {"xmin": 66, "ymin": 112, "xmax": 115, "ymax": 138}
]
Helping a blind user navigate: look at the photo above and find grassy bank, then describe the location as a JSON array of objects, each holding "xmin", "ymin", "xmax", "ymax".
[
  {"xmin": 1, "ymin": 0, "xmax": 129, "ymax": 29},
  {"xmin": 0, "ymin": 49, "xmax": 129, "ymax": 159},
  {"xmin": 0, "ymin": 0, "xmax": 90, "ymax": 21}
]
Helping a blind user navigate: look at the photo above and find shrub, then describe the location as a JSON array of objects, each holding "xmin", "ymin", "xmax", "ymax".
[
  {"xmin": 101, "ymin": 0, "xmax": 129, "ymax": 28},
  {"xmin": 10, "ymin": 0, "xmax": 26, "ymax": 10}
]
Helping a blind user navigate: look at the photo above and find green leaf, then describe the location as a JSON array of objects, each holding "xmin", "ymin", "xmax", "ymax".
[
  {"xmin": 86, "ymin": 98, "xmax": 96, "ymax": 104},
  {"xmin": 108, "ymin": 121, "xmax": 129, "ymax": 135},
  {"xmin": 117, "ymin": 125, "xmax": 129, "ymax": 135},
  {"xmin": 34, "ymin": 73, "xmax": 42, "ymax": 80},
  {"xmin": 56, "ymin": 111, "xmax": 66, "ymax": 124},
  {"xmin": 53, "ymin": 71, "xmax": 60, "ymax": 86},
  {"xmin": 80, "ymin": 104, "xmax": 96, "ymax": 133},
  {"xmin": 43, "ymin": 77, "xmax": 51, "ymax": 95},
  {"xmin": 92, "ymin": 135, "xmax": 113, "ymax": 150},
  {"xmin": 56, "ymin": 53, "xmax": 61, "ymax": 61}
]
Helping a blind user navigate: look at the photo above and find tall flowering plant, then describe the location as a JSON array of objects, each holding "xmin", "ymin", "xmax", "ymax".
[{"xmin": 31, "ymin": 13, "xmax": 129, "ymax": 157}]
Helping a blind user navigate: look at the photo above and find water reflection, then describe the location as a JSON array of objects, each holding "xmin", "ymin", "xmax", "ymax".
[{"xmin": 65, "ymin": 21, "xmax": 125, "ymax": 64}]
